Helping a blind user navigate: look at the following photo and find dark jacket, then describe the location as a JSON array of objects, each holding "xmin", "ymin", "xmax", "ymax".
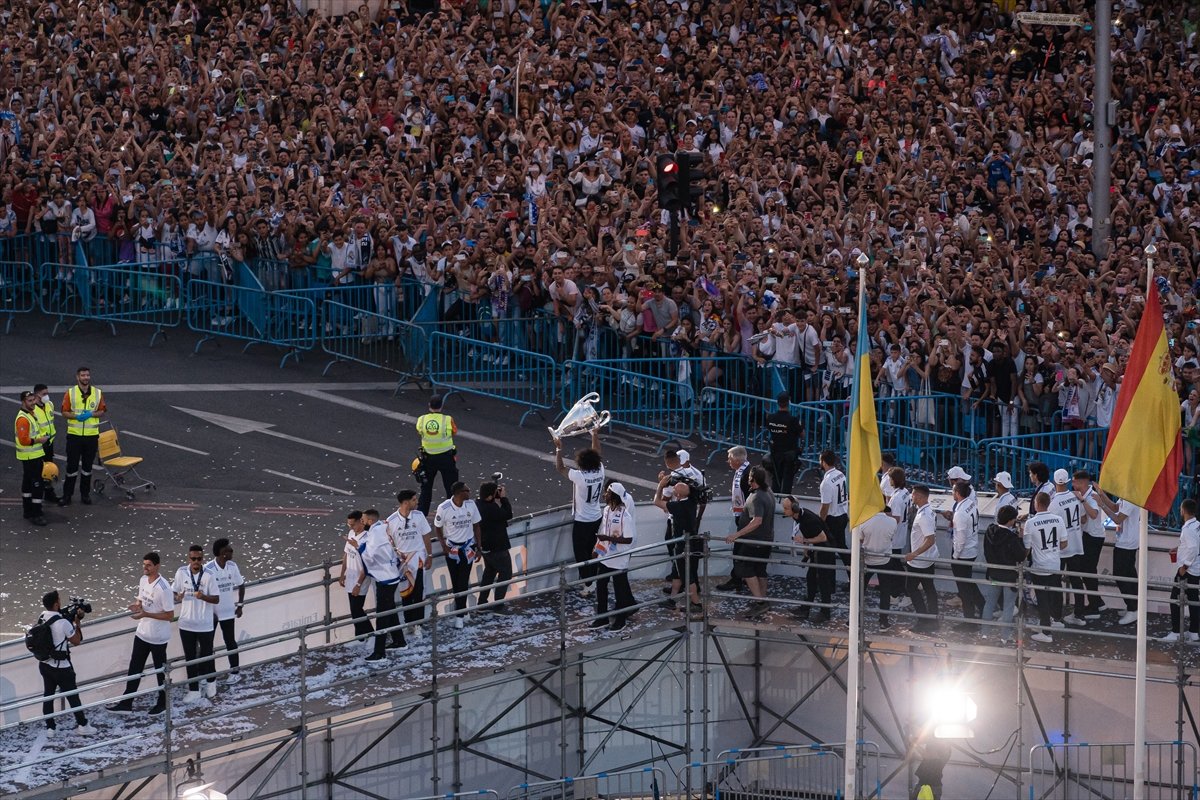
[
  {"xmin": 477, "ymin": 496, "xmax": 513, "ymax": 552},
  {"xmin": 983, "ymin": 523, "xmax": 1026, "ymax": 583}
]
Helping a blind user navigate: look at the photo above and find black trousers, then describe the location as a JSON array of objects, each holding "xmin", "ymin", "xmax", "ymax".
[
  {"xmin": 1061, "ymin": 554, "xmax": 1088, "ymax": 615},
  {"xmin": 1112, "ymin": 547, "xmax": 1138, "ymax": 612},
  {"xmin": 417, "ymin": 450, "xmax": 459, "ymax": 516},
  {"xmin": 825, "ymin": 513, "xmax": 851, "ymax": 570},
  {"xmin": 402, "ymin": 569, "xmax": 426, "ymax": 624},
  {"xmin": 348, "ymin": 592, "xmax": 374, "ymax": 638},
  {"xmin": 478, "ymin": 549, "xmax": 513, "ymax": 604},
  {"xmin": 178, "ymin": 628, "xmax": 215, "ymax": 691},
  {"xmin": 40, "ymin": 662, "xmax": 86, "ymax": 728},
  {"xmin": 63, "ymin": 433, "xmax": 99, "ymax": 501},
  {"xmin": 1080, "ymin": 534, "xmax": 1106, "ymax": 613},
  {"xmin": 670, "ymin": 535, "xmax": 703, "ymax": 588},
  {"xmin": 445, "ymin": 549, "xmax": 473, "ymax": 611},
  {"xmin": 371, "ymin": 582, "xmax": 404, "ymax": 658},
  {"xmin": 572, "ymin": 518, "xmax": 602, "ymax": 583},
  {"xmin": 121, "ymin": 635, "xmax": 169, "ymax": 707},
  {"xmin": 950, "ymin": 557, "xmax": 984, "ymax": 618},
  {"xmin": 216, "ymin": 617, "xmax": 240, "ymax": 670},
  {"xmin": 906, "ymin": 563, "xmax": 939, "ymax": 625},
  {"xmin": 805, "ymin": 547, "xmax": 836, "ymax": 607},
  {"xmin": 596, "ymin": 565, "xmax": 635, "ymax": 622},
  {"xmin": 768, "ymin": 449, "xmax": 797, "ymax": 495},
  {"xmin": 865, "ymin": 557, "xmax": 904, "ymax": 623},
  {"xmin": 1170, "ymin": 574, "xmax": 1200, "ymax": 634},
  {"xmin": 1029, "ymin": 572, "xmax": 1063, "ymax": 626},
  {"xmin": 21, "ymin": 458, "xmax": 44, "ymax": 518},
  {"xmin": 42, "ymin": 437, "xmax": 58, "ymax": 500}
]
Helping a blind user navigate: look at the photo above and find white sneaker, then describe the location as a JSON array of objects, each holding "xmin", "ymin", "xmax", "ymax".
[
  {"xmin": 44, "ymin": 727, "xmax": 57, "ymax": 739},
  {"xmin": 1062, "ymin": 614, "xmax": 1086, "ymax": 627},
  {"xmin": 1100, "ymin": 604, "xmax": 1124, "ymax": 613},
  {"xmin": 1030, "ymin": 632, "xmax": 1053, "ymax": 643},
  {"xmin": 1186, "ymin": 632, "xmax": 1200, "ymax": 643},
  {"xmin": 184, "ymin": 690, "xmax": 202, "ymax": 704},
  {"xmin": 452, "ymin": 616, "xmax": 464, "ymax": 630},
  {"xmin": 580, "ymin": 583, "xmax": 595, "ymax": 597},
  {"xmin": 204, "ymin": 681, "xmax": 217, "ymax": 699},
  {"xmin": 893, "ymin": 596, "xmax": 913, "ymax": 610},
  {"xmin": 410, "ymin": 625, "xmax": 424, "ymax": 640},
  {"xmin": 1118, "ymin": 611, "xmax": 1138, "ymax": 626},
  {"xmin": 76, "ymin": 724, "xmax": 97, "ymax": 736},
  {"xmin": 226, "ymin": 672, "xmax": 241, "ymax": 685},
  {"xmin": 1161, "ymin": 632, "xmax": 1181, "ymax": 642},
  {"xmin": 1050, "ymin": 620, "xmax": 1066, "ymax": 629}
]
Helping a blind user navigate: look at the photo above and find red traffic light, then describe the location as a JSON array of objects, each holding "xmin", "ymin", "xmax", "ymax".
[{"xmin": 661, "ymin": 160, "xmax": 678, "ymax": 174}]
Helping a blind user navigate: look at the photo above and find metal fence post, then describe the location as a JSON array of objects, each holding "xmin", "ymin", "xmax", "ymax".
[
  {"xmin": 299, "ymin": 628, "xmax": 309, "ymax": 800},
  {"xmin": 558, "ymin": 564, "xmax": 569, "ymax": 781},
  {"xmin": 163, "ymin": 661, "xmax": 175, "ymax": 799}
]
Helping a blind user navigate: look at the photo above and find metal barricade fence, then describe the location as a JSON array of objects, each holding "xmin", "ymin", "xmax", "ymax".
[
  {"xmin": 417, "ymin": 313, "xmax": 561, "ymax": 356},
  {"xmin": 320, "ymin": 300, "xmax": 427, "ymax": 389},
  {"xmin": 1, "ymin": 261, "xmax": 36, "ymax": 333},
  {"xmin": 411, "ymin": 792, "xmax": 500, "ymax": 800},
  {"xmin": 563, "ymin": 359, "xmax": 696, "ymax": 447},
  {"xmin": 678, "ymin": 746, "xmax": 845, "ymax": 799},
  {"xmin": 38, "ymin": 261, "xmax": 188, "ymax": 346},
  {"xmin": 1027, "ymin": 740, "xmax": 1198, "ymax": 800},
  {"xmin": 427, "ymin": 331, "xmax": 559, "ymax": 425},
  {"xmin": 710, "ymin": 742, "xmax": 882, "ymax": 799},
  {"xmin": 506, "ymin": 767, "xmax": 666, "ymax": 800},
  {"xmin": 698, "ymin": 387, "xmax": 836, "ymax": 475},
  {"xmin": 878, "ymin": 420, "xmax": 979, "ymax": 485},
  {"xmin": 186, "ymin": 279, "xmax": 317, "ymax": 368}
]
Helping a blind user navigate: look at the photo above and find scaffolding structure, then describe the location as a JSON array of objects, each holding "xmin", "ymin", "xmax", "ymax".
[{"xmin": 1, "ymin": 502, "xmax": 1197, "ymax": 800}]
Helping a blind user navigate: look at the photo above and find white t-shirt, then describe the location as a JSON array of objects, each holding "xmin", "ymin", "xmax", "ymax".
[
  {"xmin": 173, "ymin": 566, "xmax": 217, "ymax": 633},
  {"xmin": 435, "ymin": 498, "xmax": 482, "ymax": 545},
  {"xmin": 1023, "ymin": 511, "xmax": 1065, "ymax": 575},
  {"xmin": 39, "ymin": 610, "xmax": 76, "ymax": 669},
  {"xmin": 909, "ymin": 504, "xmax": 940, "ymax": 568},
  {"xmin": 204, "ymin": 559, "xmax": 245, "ymax": 621},
  {"xmin": 1178, "ymin": 518, "xmax": 1200, "ymax": 578},
  {"xmin": 342, "ymin": 531, "xmax": 372, "ymax": 593},
  {"xmin": 569, "ymin": 467, "xmax": 605, "ymax": 522},
  {"xmin": 360, "ymin": 520, "xmax": 402, "ymax": 584},
  {"xmin": 387, "ymin": 509, "xmax": 432, "ymax": 556},
  {"xmin": 887, "ymin": 487, "xmax": 912, "ymax": 551},
  {"xmin": 995, "ymin": 491, "xmax": 1018, "ymax": 511},
  {"xmin": 879, "ymin": 472, "xmax": 895, "ymax": 500},
  {"xmin": 599, "ymin": 504, "xmax": 636, "ymax": 570},
  {"xmin": 820, "ymin": 468, "xmax": 849, "ymax": 517},
  {"xmin": 136, "ymin": 574, "xmax": 175, "ymax": 645},
  {"xmin": 1048, "ymin": 490, "xmax": 1084, "ymax": 558},
  {"xmin": 951, "ymin": 493, "xmax": 979, "ymax": 559},
  {"xmin": 859, "ymin": 512, "xmax": 896, "ymax": 567},
  {"xmin": 1079, "ymin": 487, "xmax": 1105, "ymax": 539},
  {"xmin": 1114, "ymin": 500, "xmax": 1141, "ymax": 550}
]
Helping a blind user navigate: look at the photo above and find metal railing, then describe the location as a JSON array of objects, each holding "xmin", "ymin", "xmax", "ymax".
[
  {"xmin": 428, "ymin": 331, "xmax": 560, "ymax": 425},
  {"xmin": 678, "ymin": 745, "xmax": 856, "ymax": 799},
  {"xmin": 1027, "ymin": 740, "xmax": 1198, "ymax": 800},
  {"xmin": 505, "ymin": 767, "xmax": 667, "ymax": 799},
  {"xmin": 39, "ymin": 260, "xmax": 191, "ymax": 346},
  {"xmin": 186, "ymin": 279, "xmax": 318, "ymax": 368},
  {"xmin": 697, "ymin": 386, "xmax": 837, "ymax": 477},
  {"xmin": 318, "ymin": 300, "xmax": 428, "ymax": 389},
  {"xmin": 0, "ymin": 260, "xmax": 36, "ymax": 334}
]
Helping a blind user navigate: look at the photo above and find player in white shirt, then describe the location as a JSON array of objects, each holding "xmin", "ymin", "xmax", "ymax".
[
  {"xmin": 1072, "ymin": 471, "xmax": 1106, "ymax": 619},
  {"xmin": 818, "ymin": 450, "xmax": 850, "ymax": 576},
  {"xmin": 858, "ymin": 510, "xmax": 903, "ymax": 629},
  {"xmin": 1048, "ymin": 470, "xmax": 1087, "ymax": 626},
  {"xmin": 434, "ymin": 482, "xmax": 483, "ymax": 627},
  {"xmin": 1093, "ymin": 489, "xmax": 1141, "ymax": 626},
  {"xmin": 205, "ymin": 537, "xmax": 246, "ymax": 682},
  {"xmin": 992, "ymin": 472, "xmax": 1018, "ymax": 512},
  {"xmin": 341, "ymin": 511, "xmax": 375, "ymax": 641},
  {"xmin": 886, "ymin": 468, "xmax": 912, "ymax": 554},
  {"xmin": 359, "ymin": 508, "xmax": 409, "ymax": 661},
  {"xmin": 592, "ymin": 482, "xmax": 638, "ymax": 631},
  {"xmin": 109, "ymin": 552, "xmax": 176, "ymax": 715},
  {"xmin": 879, "ymin": 454, "xmax": 897, "ymax": 501},
  {"xmin": 1163, "ymin": 499, "xmax": 1200, "ymax": 642},
  {"xmin": 387, "ymin": 489, "xmax": 434, "ymax": 631},
  {"xmin": 1027, "ymin": 461, "xmax": 1055, "ymax": 503},
  {"xmin": 1022, "ymin": 493, "xmax": 1068, "ymax": 641},
  {"xmin": 905, "ymin": 486, "xmax": 941, "ymax": 632},
  {"xmin": 172, "ymin": 545, "xmax": 220, "ymax": 701},
  {"xmin": 717, "ymin": 446, "xmax": 753, "ymax": 592},
  {"xmin": 554, "ymin": 429, "xmax": 604, "ymax": 592},
  {"xmin": 37, "ymin": 590, "xmax": 93, "ymax": 735},
  {"xmin": 949, "ymin": 482, "xmax": 984, "ymax": 621}
]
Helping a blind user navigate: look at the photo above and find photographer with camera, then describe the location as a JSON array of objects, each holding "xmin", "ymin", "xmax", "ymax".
[
  {"xmin": 476, "ymin": 476, "xmax": 515, "ymax": 614},
  {"xmin": 35, "ymin": 591, "xmax": 95, "ymax": 736}
]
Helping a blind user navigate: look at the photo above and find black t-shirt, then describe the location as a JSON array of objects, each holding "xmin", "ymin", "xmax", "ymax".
[
  {"xmin": 991, "ymin": 355, "xmax": 1017, "ymax": 402},
  {"xmin": 666, "ymin": 496, "xmax": 699, "ymax": 546},
  {"xmin": 765, "ymin": 410, "xmax": 802, "ymax": 454},
  {"xmin": 477, "ymin": 497, "xmax": 513, "ymax": 551},
  {"xmin": 792, "ymin": 508, "xmax": 828, "ymax": 545}
]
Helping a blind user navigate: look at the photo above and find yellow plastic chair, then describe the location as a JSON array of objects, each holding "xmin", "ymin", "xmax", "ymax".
[{"xmin": 93, "ymin": 423, "xmax": 156, "ymax": 500}]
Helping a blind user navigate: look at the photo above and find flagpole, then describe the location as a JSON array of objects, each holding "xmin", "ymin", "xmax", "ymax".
[
  {"xmin": 1132, "ymin": 247, "xmax": 1155, "ymax": 800},
  {"xmin": 843, "ymin": 252, "xmax": 870, "ymax": 800}
]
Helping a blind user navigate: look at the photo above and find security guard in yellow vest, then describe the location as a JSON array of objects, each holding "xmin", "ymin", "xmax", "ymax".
[
  {"xmin": 59, "ymin": 366, "xmax": 106, "ymax": 506},
  {"xmin": 415, "ymin": 395, "xmax": 459, "ymax": 516},
  {"xmin": 15, "ymin": 391, "xmax": 49, "ymax": 525},
  {"xmin": 32, "ymin": 383, "xmax": 59, "ymax": 503}
]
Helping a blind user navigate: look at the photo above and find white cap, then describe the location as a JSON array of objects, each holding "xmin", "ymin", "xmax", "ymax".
[
  {"xmin": 947, "ymin": 466, "xmax": 972, "ymax": 482},
  {"xmin": 1053, "ymin": 468, "xmax": 1071, "ymax": 485},
  {"xmin": 993, "ymin": 471, "xmax": 1014, "ymax": 489},
  {"xmin": 676, "ymin": 449, "xmax": 691, "ymax": 464}
]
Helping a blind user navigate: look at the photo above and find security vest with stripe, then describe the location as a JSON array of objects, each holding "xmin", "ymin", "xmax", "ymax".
[
  {"xmin": 32, "ymin": 401, "xmax": 56, "ymax": 440},
  {"xmin": 15, "ymin": 410, "xmax": 42, "ymax": 460},
  {"xmin": 417, "ymin": 413, "xmax": 455, "ymax": 454},
  {"xmin": 66, "ymin": 386, "xmax": 102, "ymax": 436}
]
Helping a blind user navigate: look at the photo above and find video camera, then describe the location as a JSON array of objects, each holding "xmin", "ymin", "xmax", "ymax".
[{"xmin": 62, "ymin": 597, "xmax": 92, "ymax": 620}]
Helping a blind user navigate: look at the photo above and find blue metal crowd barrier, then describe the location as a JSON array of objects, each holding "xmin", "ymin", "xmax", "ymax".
[
  {"xmin": 426, "ymin": 331, "xmax": 559, "ymax": 425},
  {"xmin": 878, "ymin": 420, "xmax": 979, "ymax": 485},
  {"xmin": 979, "ymin": 428, "xmax": 1111, "ymax": 491},
  {"xmin": 697, "ymin": 387, "xmax": 837, "ymax": 477},
  {"xmin": 562, "ymin": 359, "xmax": 698, "ymax": 448},
  {"xmin": 1, "ymin": 261, "xmax": 36, "ymax": 334},
  {"xmin": 319, "ymin": 300, "xmax": 427, "ymax": 390},
  {"xmin": 38, "ymin": 261, "xmax": 188, "ymax": 346},
  {"xmin": 186, "ymin": 279, "xmax": 317, "ymax": 368}
]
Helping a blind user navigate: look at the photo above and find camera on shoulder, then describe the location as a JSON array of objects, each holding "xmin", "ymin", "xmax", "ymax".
[{"xmin": 63, "ymin": 596, "xmax": 93, "ymax": 620}]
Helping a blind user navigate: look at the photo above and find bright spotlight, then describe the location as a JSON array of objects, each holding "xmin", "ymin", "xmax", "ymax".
[
  {"xmin": 925, "ymin": 685, "xmax": 977, "ymax": 739},
  {"xmin": 178, "ymin": 782, "xmax": 228, "ymax": 800}
]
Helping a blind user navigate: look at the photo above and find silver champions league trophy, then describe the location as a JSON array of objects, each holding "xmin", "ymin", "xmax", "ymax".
[{"xmin": 549, "ymin": 392, "xmax": 612, "ymax": 440}]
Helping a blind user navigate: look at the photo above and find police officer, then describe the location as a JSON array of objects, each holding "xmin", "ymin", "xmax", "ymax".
[
  {"xmin": 59, "ymin": 366, "xmax": 105, "ymax": 506},
  {"xmin": 765, "ymin": 392, "xmax": 802, "ymax": 494},
  {"xmin": 16, "ymin": 391, "xmax": 49, "ymax": 526},
  {"xmin": 38, "ymin": 591, "xmax": 95, "ymax": 736},
  {"xmin": 32, "ymin": 383, "xmax": 58, "ymax": 503},
  {"xmin": 416, "ymin": 395, "xmax": 459, "ymax": 516}
]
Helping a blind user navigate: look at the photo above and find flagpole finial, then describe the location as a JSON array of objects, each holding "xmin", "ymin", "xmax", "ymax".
[
  {"xmin": 1144, "ymin": 243, "xmax": 1157, "ymax": 257},
  {"xmin": 856, "ymin": 252, "xmax": 870, "ymax": 267}
]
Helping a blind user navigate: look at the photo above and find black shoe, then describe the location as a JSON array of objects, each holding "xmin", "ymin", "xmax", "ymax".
[
  {"xmin": 746, "ymin": 601, "xmax": 771, "ymax": 618},
  {"xmin": 58, "ymin": 498, "xmax": 71, "ymax": 507},
  {"xmin": 589, "ymin": 618, "xmax": 608, "ymax": 629},
  {"xmin": 879, "ymin": 617, "xmax": 893, "ymax": 630},
  {"xmin": 688, "ymin": 602, "xmax": 704, "ymax": 613},
  {"xmin": 81, "ymin": 496, "xmax": 92, "ymax": 505},
  {"xmin": 107, "ymin": 702, "xmax": 133, "ymax": 714},
  {"xmin": 661, "ymin": 586, "xmax": 674, "ymax": 595},
  {"xmin": 663, "ymin": 598, "xmax": 678, "ymax": 609},
  {"xmin": 792, "ymin": 607, "xmax": 811, "ymax": 621},
  {"xmin": 386, "ymin": 639, "xmax": 407, "ymax": 650},
  {"xmin": 813, "ymin": 610, "xmax": 831, "ymax": 624},
  {"xmin": 715, "ymin": 580, "xmax": 739, "ymax": 592},
  {"xmin": 148, "ymin": 702, "xmax": 166, "ymax": 716},
  {"xmin": 30, "ymin": 516, "xmax": 47, "ymax": 526},
  {"xmin": 365, "ymin": 653, "xmax": 387, "ymax": 664},
  {"xmin": 609, "ymin": 619, "xmax": 627, "ymax": 631}
]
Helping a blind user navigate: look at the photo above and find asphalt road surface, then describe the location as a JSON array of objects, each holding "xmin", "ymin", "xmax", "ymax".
[{"xmin": 0, "ymin": 314, "xmax": 692, "ymax": 637}]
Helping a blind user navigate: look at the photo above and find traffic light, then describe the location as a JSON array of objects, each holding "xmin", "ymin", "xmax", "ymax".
[
  {"xmin": 675, "ymin": 150, "xmax": 706, "ymax": 213},
  {"xmin": 656, "ymin": 153, "xmax": 682, "ymax": 211}
]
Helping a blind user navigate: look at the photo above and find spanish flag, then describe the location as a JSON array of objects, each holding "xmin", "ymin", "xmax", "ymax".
[
  {"xmin": 1100, "ymin": 283, "xmax": 1182, "ymax": 516},
  {"xmin": 848, "ymin": 291, "xmax": 885, "ymax": 528}
]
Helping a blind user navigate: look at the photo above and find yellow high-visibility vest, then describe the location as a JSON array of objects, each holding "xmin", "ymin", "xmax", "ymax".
[
  {"xmin": 66, "ymin": 386, "xmax": 102, "ymax": 436},
  {"xmin": 32, "ymin": 402, "xmax": 56, "ymax": 440},
  {"xmin": 15, "ymin": 411, "xmax": 42, "ymax": 460},
  {"xmin": 416, "ymin": 413, "xmax": 455, "ymax": 454}
]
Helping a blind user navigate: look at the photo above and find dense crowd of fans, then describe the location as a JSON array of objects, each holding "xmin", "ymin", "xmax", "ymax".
[{"xmin": 2, "ymin": 0, "xmax": 1200, "ymax": 443}]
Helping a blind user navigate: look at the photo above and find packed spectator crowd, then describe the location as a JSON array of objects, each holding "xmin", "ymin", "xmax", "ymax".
[{"xmin": 2, "ymin": 0, "xmax": 1200, "ymax": 444}]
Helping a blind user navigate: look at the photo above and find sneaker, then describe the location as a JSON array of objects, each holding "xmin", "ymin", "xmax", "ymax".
[
  {"xmin": 1118, "ymin": 611, "xmax": 1138, "ymax": 626},
  {"xmin": 30, "ymin": 516, "xmax": 47, "ymax": 526},
  {"xmin": 1083, "ymin": 609, "xmax": 1103, "ymax": 620},
  {"xmin": 1100, "ymin": 604, "xmax": 1125, "ymax": 613},
  {"xmin": 410, "ymin": 625, "xmax": 424, "ymax": 640},
  {"xmin": 579, "ymin": 583, "xmax": 595, "ymax": 597},
  {"xmin": 452, "ymin": 617, "xmax": 464, "ymax": 630},
  {"xmin": 184, "ymin": 690, "xmax": 202, "ymax": 704},
  {"xmin": 892, "ymin": 596, "xmax": 913, "ymax": 610},
  {"xmin": 226, "ymin": 672, "xmax": 241, "ymax": 685},
  {"xmin": 1050, "ymin": 620, "xmax": 1066, "ymax": 629},
  {"xmin": 688, "ymin": 602, "xmax": 704, "ymax": 614},
  {"xmin": 107, "ymin": 702, "xmax": 133, "ymax": 714},
  {"xmin": 58, "ymin": 498, "xmax": 72, "ymax": 507},
  {"xmin": 1186, "ymin": 632, "xmax": 1200, "ymax": 643},
  {"xmin": 80, "ymin": 496, "xmax": 92, "ymax": 505},
  {"xmin": 75, "ymin": 724, "xmax": 97, "ymax": 736},
  {"xmin": 1062, "ymin": 615, "xmax": 1087, "ymax": 628},
  {"xmin": 1161, "ymin": 632, "xmax": 1181, "ymax": 643},
  {"xmin": 365, "ymin": 654, "xmax": 388, "ymax": 666},
  {"xmin": 1030, "ymin": 632, "xmax": 1053, "ymax": 643},
  {"xmin": 609, "ymin": 619, "xmax": 627, "ymax": 632},
  {"xmin": 589, "ymin": 618, "xmax": 609, "ymax": 629},
  {"xmin": 386, "ymin": 640, "xmax": 408, "ymax": 650},
  {"xmin": 44, "ymin": 726, "xmax": 57, "ymax": 738},
  {"xmin": 204, "ymin": 681, "xmax": 217, "ymax": 699},
  {"xmin": 746, "ymin": 601, "xmax": 771, "ymax": 618},
  {"xmin": 714, "ymin": 579, "xmax": 739, "ymax": 592},
  {"xmin": 148, "ymin": 702, "xmax": 166, "ymax": 716}
]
